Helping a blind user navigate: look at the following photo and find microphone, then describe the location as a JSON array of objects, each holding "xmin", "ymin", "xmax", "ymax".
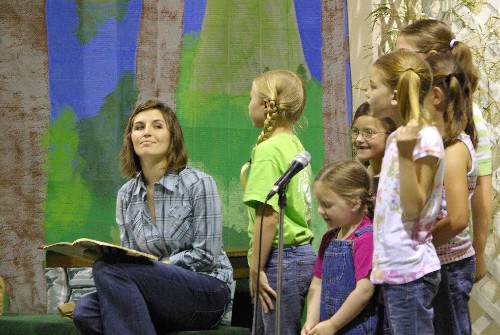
[{"xmin": 266, "ymin": 151, "xmax": 311, "ymax": 200}]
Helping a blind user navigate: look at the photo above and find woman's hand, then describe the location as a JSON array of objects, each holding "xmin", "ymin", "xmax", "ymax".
[{"xmin": 249, "ymin": 269, "xmax": 277, "ymax": 314}]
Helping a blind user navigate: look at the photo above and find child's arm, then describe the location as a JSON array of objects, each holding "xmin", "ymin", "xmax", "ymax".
[
  {"xmin": 471, "ymin": 174, "xmax": 491, "ymax": 282},
  {"xmin": 249, "ymin": 202, "xmax": 278, "ymax": 313},
  {"xmin": 397, "ymin": 121, "xmax": 438, "ymax": 220},
  {"xmin": 432, "ymin": 142, "xmax": 470, "ymax": 246},
  {"xmin": 301, "ymin": 276, "xmax": 322, "ymax": 335},
  {"xmin": 308, "ymin": 277, "xmax": 375, "ymax": 335}
]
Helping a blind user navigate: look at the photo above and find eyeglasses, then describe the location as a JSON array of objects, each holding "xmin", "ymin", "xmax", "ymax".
[{"xmin": 350, "ymin": 128, "xmax": 387, "ymax": 140}]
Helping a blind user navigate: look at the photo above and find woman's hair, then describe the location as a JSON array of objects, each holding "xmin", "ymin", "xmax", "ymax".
[
  {"xmin": 314, "ymin": 160, "xmax": 374, "ymax": 216},
  {"xmin": 400, "ymin": 19, "xmax": 478, "ymax": 92},
  {"xmin": 372, "ymin": 50, "xmax": 433, "ymax": 126},
  {"xmin": 426, "ymin": 55, "xmax": 477, "ymax": 148},
  {"xmin": 253, "ymin": 69, "xmax": 306, "ymax": 144},
  {"xmin": 120, "ymin": 100, "xmax": 188, "ymax": 178}
]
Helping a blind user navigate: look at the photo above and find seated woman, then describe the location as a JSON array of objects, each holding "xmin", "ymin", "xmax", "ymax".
[{"xmin": 73, "ymin": 100, "xmax": 233, "ymax": 335}]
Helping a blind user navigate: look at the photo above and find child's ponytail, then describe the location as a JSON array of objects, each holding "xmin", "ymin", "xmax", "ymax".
[
  {"xmin": 443, "ymin": 74, "xmax": 468, "ymax": 147},
  {"xmin": 450, "ymin": 41, "xmax": 479, "ymax": 93},
  {"xmin": 396, "ymin": 69, "xmax": 423, "ymax": 125},
  {"xmin": 400, "ymin": 19, "xmax": 479, "ymax": 93},
  {"xmin": 426, "ymin": 54, "xmax": 477, "ymax": 148},
  {"xmin": 374, "ymin": 51, "xmax": 433, "ymax": 126},
  {"xmin": 257, "ymin": 100, "xmax": 279, "ymax": 144}
]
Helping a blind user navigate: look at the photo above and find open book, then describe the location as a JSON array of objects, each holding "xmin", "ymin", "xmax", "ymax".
[{"xmin": 42, "ymin": 238, "xmax": 159, "ymax": 262}]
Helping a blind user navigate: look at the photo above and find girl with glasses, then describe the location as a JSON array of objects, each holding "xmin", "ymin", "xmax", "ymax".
[{"xmin": 351, "ymin": 102, "xmax": 397, "ymax": 203}]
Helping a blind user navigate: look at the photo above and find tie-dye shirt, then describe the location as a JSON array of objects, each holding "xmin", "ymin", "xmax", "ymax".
[{"xmin": 371, "ymin": 126, "xmax": 445, "ymax": 284}]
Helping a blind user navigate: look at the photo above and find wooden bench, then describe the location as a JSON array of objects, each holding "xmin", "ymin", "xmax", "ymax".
[{"xmin": 45, "ymin": 247, "xmax": 250, "ymax": 279}]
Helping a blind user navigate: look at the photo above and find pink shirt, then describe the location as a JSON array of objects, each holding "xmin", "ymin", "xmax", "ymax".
[{"xmin": 314, "ymin": 216, "xmax": 374, "ymax": 282}]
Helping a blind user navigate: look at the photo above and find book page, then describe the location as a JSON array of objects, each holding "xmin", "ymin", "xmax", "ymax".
[{"xmin": 43, "ymin": 238, "xmax": 158, "ymax": 262}]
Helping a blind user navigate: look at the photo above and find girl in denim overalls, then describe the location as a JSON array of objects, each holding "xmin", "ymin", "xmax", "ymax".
[{"xmin": 302, "ymin": 160, "xmax": 380, "ymax": 335}]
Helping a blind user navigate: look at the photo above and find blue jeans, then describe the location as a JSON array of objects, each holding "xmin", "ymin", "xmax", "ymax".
[
  {"xmin": 382, "ymin": 270, "xmax": 441, "ymax": 335},
  {"xmin": 73, "ymin": 255, "xmax": 231, "ymax": 335},
  {"xmin": 253, "ymin": 244, "xmax": 316, "ymax": 335},
  {"xmin": 321, "ymin": 226, "xmax": 380, "ymax": 334},
  {"xmin": 433, "ymin": 256, "xmax": 475, "ymax": 335}
]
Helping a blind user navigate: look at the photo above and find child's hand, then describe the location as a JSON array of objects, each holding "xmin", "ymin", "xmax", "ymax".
[
  {"xmin": 249, "ymin": 270, "xmax": 277, "ymax": 313},
  {"xmin": 475, "ymin": 253, "xmax": 486, "ymax": 283},
  {"xmin": 396, "ymin": 119, "xmax": 419, "ymax": 159},
  {"xmin": 301, "ymin": 320, "xmax": 317, "ymax": 335},
  {"xmin": 308, "ymin": 319, "xmax": 337, "ymax": 335}
]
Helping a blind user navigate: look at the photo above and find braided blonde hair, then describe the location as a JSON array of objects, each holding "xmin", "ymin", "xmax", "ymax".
[
  {"xmin": 240, "ymin": 70, "xmax": 306, "ymax": 188},
  {"xmin": 252, "ymin": 69, "xmax": 306, "ymax": 144}
]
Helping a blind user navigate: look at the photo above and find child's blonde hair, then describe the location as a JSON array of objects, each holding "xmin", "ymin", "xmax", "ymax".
[
  {"xmin": 252, "ymin": 69, "xmax": 306, "ymax": 144},
  {"xmin": 373, "ymin": 50, "xmax": 433, "ymax": 126},
  {"xmin": 314, "ymin": 160, "xmax": 374, "ymax": 216}
]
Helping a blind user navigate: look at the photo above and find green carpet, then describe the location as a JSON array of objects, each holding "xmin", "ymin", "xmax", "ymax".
[{"xmin": 0, "ymin": 313, "xmax": 250, "ymax": 335}]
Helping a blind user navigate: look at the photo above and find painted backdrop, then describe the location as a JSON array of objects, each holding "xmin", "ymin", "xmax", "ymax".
[
  {"xmin": 0, "ymin": 0, "xmax": 353, "ymax": 313},
  {"xmin": 44, "ymin": 0, "xmax": 325, "ymax": 249}
]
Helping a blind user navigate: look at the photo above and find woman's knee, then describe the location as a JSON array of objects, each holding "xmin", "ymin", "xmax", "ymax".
[
  {"xmin": 73, "ymin": 293, "xmax": 97, "ymax": 322},
  {"xmin": 72, "ymin": 301, "xmax": 85, "ymax": 327},
  {"xmin": 72, "ymin": 293, "xmax": 103, "ymax": 334}
]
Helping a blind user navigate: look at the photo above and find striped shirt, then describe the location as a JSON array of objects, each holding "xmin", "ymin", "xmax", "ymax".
[
  {"xmin": 116, "ymin": 167, "xmax": 233, "ymax": 286},
  {"xmin": 473, "ymin": 104, "xmax": 492, "ymax": 176}
]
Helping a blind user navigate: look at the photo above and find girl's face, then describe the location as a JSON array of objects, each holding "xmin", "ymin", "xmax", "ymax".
[
  {"xmin": 351, "ymin": 115, "xmax": 389, "ymax": 162},
  {"xmin": 366, "ymin": 68, "xmax": 396, "ymax": 119},
  {"xmin": 314, "ymin": 182, "xmax": 358, "ymax": 230},
  {"xmin": 131, "ymin": 109, "xmax": 170, "ymax": 161},
  {"xmin": 248, "ymin": 82, "xmax": 266, "ymax": 128}
]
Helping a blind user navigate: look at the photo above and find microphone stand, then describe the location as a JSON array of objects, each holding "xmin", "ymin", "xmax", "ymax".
[{"xmin": 274, "ymin": 186, "xmax": 287, "ymax": 335}]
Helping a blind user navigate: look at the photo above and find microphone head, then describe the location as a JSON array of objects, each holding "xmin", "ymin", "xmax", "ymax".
[{"xmin": 295, "ymin": 151, "xmax": 311, "ymax": 167}]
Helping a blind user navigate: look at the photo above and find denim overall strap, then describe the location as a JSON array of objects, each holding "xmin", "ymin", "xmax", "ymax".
[
  {"xmin": 319, "ymin": 225, "xmax": 379, "ymax": 334},
  {"xmin": 354, "ymin": 225, "xmax": 373, "ymax": 237}
]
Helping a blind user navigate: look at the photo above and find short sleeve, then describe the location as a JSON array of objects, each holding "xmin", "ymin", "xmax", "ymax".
[
  {"xmin": 353, "ymin": 232, "xmax": 374, "ymax": 281},
  {"xmin": 473, "ymin": 104, "xmax": 492, "ymax": 176},
  {"xmin": 313, "ymin": 254, "xmax": 323, "ymax": 279},
  {"xmin": 413, "ymin": 126, "xmax": 444, "ymax": 161}
]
